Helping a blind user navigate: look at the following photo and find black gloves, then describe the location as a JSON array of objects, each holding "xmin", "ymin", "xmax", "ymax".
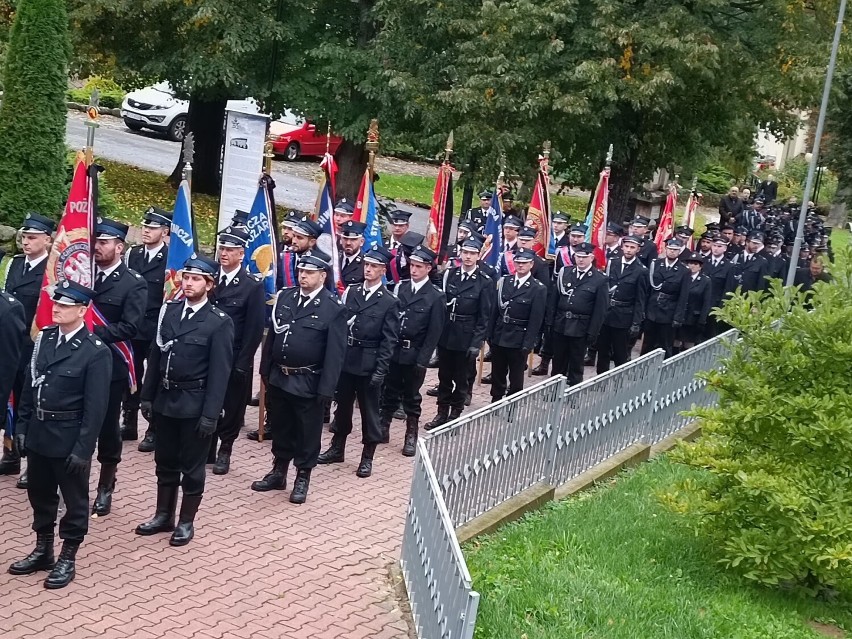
[
  {"xmin": 370, "ymin": 372, "xmax": 386, "ymax": 388},
  {"xmin": 196, "ymin": 416, "xmax": 217, "ymax": 437},
  {"xmin": 140, "ymin": 400, "xmax": 153, "ymax": 421},
  {"xmin": 14, "ymin": 433, "xmax": 26, "ymax": 458},
  {"xmin": 64, "ymin": 454, "xmax": 90, "ymax": 476},
  {"xmin": 629, "ymin": 324, "xmax": 641, "ymax": 338}
]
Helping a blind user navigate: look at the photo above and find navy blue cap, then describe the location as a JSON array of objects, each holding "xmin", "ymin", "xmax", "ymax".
[
  {"xmin": 699, "ymin": 231, "xmax": 714, "ymax": 240},
  {"xmin": 501, "ymin": 190, "xmax": 514, "ymax": 202},
  {"xmin": 182, "ymin": 254, "xmax": 218, "ymax": 277},
  {"xmin": 621, "ymin": 235, "xmax": 644, "ymax": 246},
  {"xmin": 630, "ymin": 216, "xmax": 651, "ymax": 227},
  {"xmin": 705, "ymin": 222, "xmax": 721, "ymax": 231},
  {"xmin": 458, "ymin": 220, "xmax": 477, "ymax": 234},
  {"xmin": 552, "ymin": 211, "xmax": 570, "ymax": 223},
  {"xmin": 503, "ymin": 215, "xmax": 523, "ymax": 229},
  {"xmin": 513, "ymin": 248, "xmax": 536, "ymax": 262},
  {"xmin": 334, "ymin": 199, "xmax": 354, "ymax": 215},
  {"xmin": 282, "ymin": 211, "xmax": 300, "ymax": 229},
  {"xmin": 142, "ymin": 206, "xmax": 172, "ymax": 228},
  {"xmin": 20, "ymin": 212, "xmax": 56, "ymax": 235},
  {"xmin": 218, "ymin": 226, "xmax": 249, "ymax": 248},
  {"xmin": 606, "ymin": 222, "xmax": 624, "ymax": 236},
  {"xmin": 231, "ymin": 210, "xmax": 250, "ymax": 227},
  {"xmin": 52, "ymin": 280, "xmax": 95, "ymax": 305},
  {"xmin": 390, "ymin": 210, "xmax": 412, "ymax": 224},
  {"xmin": 340, "ymin": 220, "xmax": 366, "ymax": 238},
  {"xmin": 747, "ymin": 230, "xmax": 765, "ymax": 243},
  {"xmin": 293, "ymin": 217, "xmax": 322, "ymax": 238},
  {"xmin": 363, "ymin": 246, "xmax": 393, "ymax": 266},
  {"xmin": 96, "ymin": 218, "xmax": 129, "ymax": 241},
  {"xmin": 712, "ymin": 235, "xmax": 728, "ymax": 245},
  {"xmin": 519, "ymin": 227, "xmax": 537, "ymax": 239},
  {"xmin": 400, "ymin": 231, "xmax": 425, "ymax": 250},
  {"xmin": 573, "ymin": 242, "xmax": 596, "ymax": 256},
  {"xmin": 734, "ymin": 226, "xmax": 748, "ymax": 235},
  {"xmin": 478, "ymin": 190, "xmax": 493, "ymax": 199},
  {"xmin": 683, "ymin": 251, "xmax": 704, "ymax": 264},
  {"xmin": 460, "ymin": 237, "xmax": 483, "ymax": 252},
  {"xmin": 297, "ymin": 254, "xmax": 330, "ymax": 271},
  {"xmin": 665, "ymin": 238, "xmax": 684, "ymax": 248},
  {"xmin": 570, "ymin": 223, "xmax": 588, "ymax": 235},
  {"xmin": 675, "ymin": 226, "xmax": 694, "ymax": 236},
  {"xmin": 409, "ymin": 245, "xmax": 437, "ymax": 264}
]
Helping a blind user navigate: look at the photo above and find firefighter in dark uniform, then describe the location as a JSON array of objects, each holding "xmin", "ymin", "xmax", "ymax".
[
  {"xmin": 9, "ymin": 281, "xmax": 111, "ymax": 589},
  {"xmin": 121, "ymin": 206, "xmax": 171, "ymax": 452},
  {"xmin": 208, "ymin": 226, "xmax": 265, "ymax": 475},
  {"xmin": 380, "ymin": 246, "xmax": 445, "ymax": 456},
  {"xmin": 596, "ymin": 235, "xmax": 648, "ymax": 374},
  {"xmin": 703, "ymin": 236, "xmax": 734, "ymax": 338},
  {"xmin": 729, "ymin": 230, "xmax": 770, "ymax": 294},
  {"xmin": 517, "ymin": 227, "xmax": 551, "ymax": 285},
  {"xmin": 552, "ymin": 222, "xmax": 588, "ymax": 273},
  {"xmin": 319, "ymin": 246, "xmax": 400, "ymax": 478},
  {"xmin": 548, "ymin": 242, "xmax": 609, "ymax": 386},
  {"xmin": 761, "ymin": 233, "xmax": 788, "ymax": 282},
  {"xmin": 641, "ymin": 238, "xmax": 690, "ymax": 358},
  {"xmin": 488, "ymin": 248, "xmax": 547, "ymax": 402},
  {"xmin": 627, "ymin": 216, "xmax": 658, "ymax": 266},
  {"xmin": 339, "ymin": 220, "xmax": 366, "ymax": 286},
  {"xmin": 136, "ymin": 255, "xmax": 234, "ymax": 546},
  {"xmin": 0, "ymin": 293, "xmax": 26, "ymax": 461},
  {"xmin": 90, "ymin": 218, "xmax": 146, "ymax": 517},
  {"xmin": 676, "ymin": 252, "xmax": 713, "ymax": 352},
  {"xmin": 462, "ymin": 190, "xmax": 492, "ymax": 234},
  {"xmin": 252, "ymin": 254, "xmax": 347, "ymax": 503},
  {"xmin": 603, "ymin": 222, "xmax": 624, "ymax": 261},
  {"xmin": 550, "ymin": 211, "xmax": 571, "ymax": 249},
  {"xmin": 387, "ymin": 210, "xmax": 412, "ymax": 252},
  {"xmin": 531, "ymin": 212, "xmax": 571, "ymax": 378},
  {"xmin": 2, "ymin": 212, "xmax": 55, "ymax": 478},
  {"xmin": 388, "ymin": 231, "xmax": 424, "ymax": 293},
  {"xmin": 425, "ymin": 237, "xmax": 492, "ymax": 430}
]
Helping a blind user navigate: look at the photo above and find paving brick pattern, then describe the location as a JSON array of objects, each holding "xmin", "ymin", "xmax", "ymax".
[{"xmin": 0, "ymin": 365, "xmax": 512, "ymax": 639}]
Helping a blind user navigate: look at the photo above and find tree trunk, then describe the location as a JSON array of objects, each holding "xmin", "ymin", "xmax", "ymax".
[
  {"xmin": 608, "ymin": 145, "xmax": 641, "ymax": 225},
  {"xmin": 167, "ymin": 96, "xmax": 227, "ymax": 196},
  {"xmin": 334, "ymin": 139, "xmax": 368, "ymax": 203},
  {"xmin": 827, "ymin": 182, "xmax": 851, "ymax": 229}
]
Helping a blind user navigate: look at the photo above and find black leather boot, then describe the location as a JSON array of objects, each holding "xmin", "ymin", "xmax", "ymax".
[
  {"xmin": 379, "ymin": 413, "xmax": 393, "ymax": 444},
  {"xmin": 246, "ymin": 415, "xmax": 272, "ymax": 441},
  {"xmin": 0, "ymin": 441, "xmax": 21, "ymax": 475},
  {"xmin": 135, "ymin": 486, "xmax": 178, "ymax": 535},
  {"xmin": 317, "ymin": 434, "xmax": 346, "ymax": 464},
  {"xmin": 16, "ymin": 469, "xmax": 27, "ymax": 489},
  {"xmin": 426, "ymin": 384, "xmax": 439, "ymax": 397},
  {"xmin": 120, "ymin": 409, "xmax": 138, "ymax": 441},
  {"xmin": 449, "ymin": 407, "xmax": 463, "ymax": 422},
  {"xmin": 584, "ymin": 347, "xmax": 597, "ymax": 367},
  {"xmin": 43, "ymin": 541, "xmax": 78, "ymax": 589},
  {"xmin": 250, "ymin": 458, "xmax": 288, "ymax": 491},
  {"xmin": 289, "ymin": 469, "xmax": 311, "ymax": 504},
  {"xmin": 481, "ymin": 373, "xmax": 492, "ymax": 384},
  {"xmin": 8, "ymin": 532, "xmax": 54, "ymax": 575},
  {"xmin": 137, "ymin": 428, "xmax": 156, "ymax": 453},
  {"xmin": 356, "ymin": 443, "xmax": 378, "ymax": 478},
  {"xmin": 427, "ymin": 353, "xmax": 440, "ymax": 368},
  {"xmin": 169, "ymin": 495, "xmax": 202, "ymax": 547},
  {"xmin": 248, "ymin": 393, "xmax": 260, "ymax": 407},
  {"xmin": 212, "ymin": 449, "xmax": 231, "ymax": 475},
  {"xmin": 483, "ymin": 350, "xmax": 492, "ymax": 362},
  {"xmin": 393, "ymin": 407, "xmax": 406, "ymax": 420},
  {"xmin": 92, "ymin": 464, "xmax": 117, "ymax": 516},
  {"xmin": 424, "ymin": 406, "xmax": 449, "ymax": 431},
  {"xmin": 531, "ymin": 357, "xmax": 550, "ymax": 376},
  {"xmin": 402, "ymin": 417, "xmax": 418, "ymax": 457}
]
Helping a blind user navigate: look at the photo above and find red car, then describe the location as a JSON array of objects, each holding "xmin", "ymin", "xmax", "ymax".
[{"xmin": 269, "ymin": 113, "xmax": 343, "ymax": 160}]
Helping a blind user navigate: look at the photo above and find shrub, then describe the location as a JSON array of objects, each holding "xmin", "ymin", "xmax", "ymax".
[
  {"xmin": 665, "ymin": 253, "xmax": 852, "ymax": 595},
  {"xmin": 696, "ymin": 163, "xmax": 736, "ymax": 195},
  {"xmin": 66, "ymin": 75, "xmax": 126, "ymax": 109}
]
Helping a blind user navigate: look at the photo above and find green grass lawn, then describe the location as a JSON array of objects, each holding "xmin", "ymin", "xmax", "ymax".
[{"xmin": 465, "ymin": 458, "xmax": 852, "ymax": 639}]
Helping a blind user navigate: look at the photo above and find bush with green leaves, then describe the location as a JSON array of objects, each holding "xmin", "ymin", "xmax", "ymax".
[
  {"xmin": 697, "ymin": 163, "xmax": 737, "ymax": 195},
  {"xmin": 66, "ymin": 75, "xmax": 126, "ymax": 109},
  {"xmin": 665, "ymin": 250, "xmax": 852, "ymax": 595}
]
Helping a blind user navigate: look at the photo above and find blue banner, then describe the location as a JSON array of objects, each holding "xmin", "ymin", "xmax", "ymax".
[
  {"xmin": 164, "ymin": 179, "xmax": 194, "ymax": 300},
  {"xmin": 244, "ymin": 175, "xmax": 278, "ymax": 305},
  {"xmin": 481, "ymin": 190, "xmax": 503, "ymax": 268}
]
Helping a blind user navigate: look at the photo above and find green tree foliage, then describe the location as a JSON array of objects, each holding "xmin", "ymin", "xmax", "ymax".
[
  {"xmin": 666, "ymin": 254, "xmax": 852, "ymax": 594},
  {"xmin": 825, "ymin": 67, "xmax": 852, "ymax": 205},
  {"xmin": 0, "ymin": 0, "xmax": 69, "ymax": 227}
]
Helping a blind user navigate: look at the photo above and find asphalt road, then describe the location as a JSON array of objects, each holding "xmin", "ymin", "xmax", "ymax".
[{"xmin": 65, "ymin": 111, "xmax": 430, "ymax": 233}]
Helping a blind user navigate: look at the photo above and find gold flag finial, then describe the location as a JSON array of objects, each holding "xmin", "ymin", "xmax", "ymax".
[
  {"xmin": 366, "ymin": 119, "xmax": 380, "ymax": 176},
  {"xmin": 444, "ymin": 131, "xmax": 454, "ymax": 164}
]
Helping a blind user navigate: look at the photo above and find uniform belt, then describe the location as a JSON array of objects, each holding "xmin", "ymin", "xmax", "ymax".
[
  {"xmin": 610, "ymin": 300, "xmax": 633, "ymax": 307},
  {"xmin": 502, "ymin": 316, "xmax": 528, "ymax": 325},
  {"xmin": 347, "ymin": 337, "xmax": 380, "ymax": 348},
  {"xmin": 161, "ymin": 378, "xmax": 206, "ymax": 391},
  {"xmin": 399, "ymin": 339, "xmax": 416, "ymax": 349},
  {"xmin": 449, "ymin": 313, "xmax": 474, "ymax": 322},
  {"xmin": 278, "ymin": 364, "xmax": 320, "ymax": 376},
  {"xmin": 35, "ymin": 408, "xmax": 83, "ymax": 421},
  {"xmin": 564, "ymin": 312, "xmax": 590, "ymax": 320},
  {"xmin": 655, "ymin": 292, "xmax": 674, "ymax": 301}
]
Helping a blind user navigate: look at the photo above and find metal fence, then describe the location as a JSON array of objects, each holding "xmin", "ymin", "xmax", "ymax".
[{"xmin": 424, "ymin": 376, "xmax": 566, "ymax": 527}]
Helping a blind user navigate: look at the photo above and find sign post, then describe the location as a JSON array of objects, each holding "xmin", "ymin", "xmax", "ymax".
[{"xmin": 217, "ymin": 109, "xmax": 270, "ymax": 232}]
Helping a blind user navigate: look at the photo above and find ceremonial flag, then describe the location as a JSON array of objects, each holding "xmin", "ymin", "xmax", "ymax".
[
  {"xmin": 526, "ymin": 155, "xmax": 553, "ymax": 258},
  {"xmin": 164, "ymin": 178, "xmax": 194, "ymax": 301},
  {"xmin": 425, "ymin": 162, "xmax": 454, "ymax": 264},
  {"xmin": 89, "ymin": 303, "xmax": 138, "ymax": 392},
  {"xmin": 315, "ymin": 153, "xmax": 343, "ymax": 293},
  {"xmin": 244, "ymin": 174, "xmax": 278, "ymax": 305},
  {"xmin": 655, "ymin": 183, "xmax": 678, "ymax": 253},
  {"xmin": 34, "ymin": 154, "xmax": 95, "ymax": 334},
  {"xmin": 681, "ymin": 187, "xmax": 699, "ymax": 250},
  {"xmin": 584, "ymin": 165, "xmax": 610, "ymax": 269},
  {"xmin": 355, "ymin": 168, "xmax": 383, "ymax": 249},
  {"xmin": 480, "ymin": 190, "xmax": 503, "ymax": 268}
]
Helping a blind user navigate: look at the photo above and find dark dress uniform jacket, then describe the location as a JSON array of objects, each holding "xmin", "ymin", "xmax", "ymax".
[
  {"xmin": 17, "ymin": 326, "xmax": 112, "ymax": 459},
  {"xmin": 0, "ymin": 293, "xmax": 25, "ymax": 423},
  {"xmin": 141, "ymin": 301, "xmax": 234, "ymax": 420},
  {"xmin": 604, "ymin": 258, "xmax": 649, "ymax": 329},
  {"xmin": 729, "ymin": 252, "xmax": 769, "ymax": 294},
  {"xmin": 93, "ymin": 263, "xmax": 147, "ymax": 382},
  {"xmin": 548, "ymin": 268, "xmax": 609, "ymax": 339},
  {"xmin": 125, "ymin": 244, "xmax": 168, "ymax": 342},
  {"xmin": 637, "ymin": 241, "xmax": 658, "ymax": 267},
  {"xmin": 463, "ymin": 207, "xmax": 489, "ymax": 233},
  {"xmin": 210, "ymin": 267, "xmax": 265, "ymax": 373},
  {"xmin": 702, "ymin": 256, "xmax": 734, "ymax": 308},
  {"xmin": 341, "ymin": 284, "xmax": 400, "ymax": 377},
  {"xmin": 5, "ymin": 254, "xmax": 47, "ymax": 340},
  {"xmin": 488, "ymin": 275, "xmax": 547, "ymax": 351},
  {"xmin": 393, "ymin": 281, "xmax": 446, "ymax": 367},
  {"xmin": 646, "ymin": 259, "xmax": 689, "ymax": 324},
  {"xmin": 683, "ymin": 274, "xmax": 713, "ymax": 326},
  {"xmin": 340, "ymin": 253, "xmax": 365, "ymax": 286},
  {"xmin": 260, "ymin": 287, "xmax": 347, "ymax": 399},
  {"xmin": 438, "ymin": 266, "xmax": 492, "ymax": 352}
]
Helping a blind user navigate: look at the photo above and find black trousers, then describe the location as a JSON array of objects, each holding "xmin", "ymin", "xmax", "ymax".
[
  {"xmin": 641, "ymin": 320, "xmax": 675, "ymax": 358},
  {"xmin": 122, "ymin": 338, "xmax": 151, "ymax": 413},
  {"xmin": 436, "ymin": 347, "xmax": 472, "ymax": 411},
  {"xmin": 539, "ymin": 327, "xmax": 554, "ymax": 359},
  {"xmin": 596, "ymin": 325, "xmax": 630, "ymax": 374},
  {"xmin": 27, "ymin": 452, "xmax": 90, "ymax": 543},
  {"xmin": 381, "ymin": 361, "xmax": 427, "ymax": 419},
  {"xmin": 334, "ymin": 372, "xmax": 382, "ymax": 444},
  {"xmin": 7, "ymin": 344, "xmax": 33, "ymax": 437},
  {"xmin": 490, "ymin": 345, "xmax": 526, "ymax": 401},
  {"xmin": 551, "ymin": 333, "xmax": 587, "ymax": 386},
  {"xmin": 154, "ymin": 414, "xmax": 209, "ymax": 495},
  {"xmin": 706, "ymin": 314, "xmax": 730, "ymax": 339},
  {"xmin": 98, "ymin": 378, "xmax": 127, "ymax": 465},
  {"xmin": 213, "ymin": 368, "xmax": 252, "ymax": 454},
  {"xmin": 267, "ymin": 385, "xmax": 324, "ymax": 469}
]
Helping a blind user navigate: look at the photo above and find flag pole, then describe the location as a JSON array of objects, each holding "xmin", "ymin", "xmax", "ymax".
[
  {"xmin": 326, "ymin": 121, "xmax": 332, "ymax": 156},
  {"xmin": 257, "ymin": 134, "xmax": 275, "ymax": 440},
  {"xmin": 84, "ymin": 90, "xmax": 100, "ymax": 168},
  {"xmin": 264, "ymin": 136, "xmax": 274, "ymax": 176},
  {"xmin": 366, "ymin": 119, "xmax": 379, "ymax": 182}
]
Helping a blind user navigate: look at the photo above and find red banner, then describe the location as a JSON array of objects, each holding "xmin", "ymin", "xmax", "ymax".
[
  {"xmin": 34, "ymin": 155, "xmax": 94, "ymax": 335},
  {"xmin": 526, "ymin": 156, "xmax": 552, "ymax": 258},
  {"xmin": 425, "ymin": 163, "xmax": 453, "ymax": 263},
  {"xmin": 588, "ymin": 167, "xmax": 610, "ymax": 269},
  {"xmin": 655, "ymin": 184, "xmax": 678, "ymax": 253}
]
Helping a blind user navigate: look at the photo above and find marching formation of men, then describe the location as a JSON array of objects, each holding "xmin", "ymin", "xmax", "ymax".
[{"xmin": 0, "ymin": 180, "xmax": 835, "ymax": 588}]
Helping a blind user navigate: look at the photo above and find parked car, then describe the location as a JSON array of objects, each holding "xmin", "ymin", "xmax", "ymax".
[{"xmin": 269, "ymin": 115, "xmax": 344, "ymax": 160}]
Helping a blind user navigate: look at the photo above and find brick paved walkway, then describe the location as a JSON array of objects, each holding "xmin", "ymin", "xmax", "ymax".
[{"xmin": 0, "ymin": 367, "xmax": 500, "ymax": 639}]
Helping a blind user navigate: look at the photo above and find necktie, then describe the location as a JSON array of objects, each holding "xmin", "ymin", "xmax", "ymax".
[
  {"xmin": 96, "ymin": 271, "xmax": 105, "ymax": 286},
  {"xmin": 23, "ymin": 262, "xmax": 30, "ymax": 275},
  {"xmin": 220, "ymin": 275, "xmax": 228, "ymax": 287},
  {"xmin": 299, "ymin": 294, "xmax": 309, "ymax": 307},
  {"xmin": 182, "ymin": 307, "xmax": 194, "ymax": 323},
  {"xmin": 143, "ymin": 252, "xmax": 150, "ymax": 266},
  {"xmin": 56, "ymin": 334, "xmax": 66, "ymax": 350}
]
